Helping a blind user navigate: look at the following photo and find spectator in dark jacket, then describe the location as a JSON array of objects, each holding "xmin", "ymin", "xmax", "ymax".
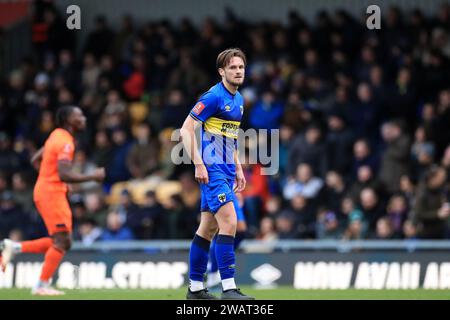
[
  {"xmin": 287, "ymin": 124, "xmax": 328, "ymax": 177},
  {"xmin": 379, "ymin": 120, "xmax": 411, "ymax": 194},
  {"xmin": 412, "ymin": 165, "xmax": 449, "ymax": 239},
  {"xmin": 359, "ymin": 187, "xmax": 386, "ymax": 234},
  {"xmin": 326, "ymin": 112, "xmax": 354, "ymax": 176},
  {"xmin": 83, "ymin": 16, "xmax": 115, "ymax": 59},
  {"xmin": 351, "ymin": 138, "xmax": 379, "ymax": 179},
  {"xmin": 106, "ymin": 127, "xmax": 132, "ymax": 184}
]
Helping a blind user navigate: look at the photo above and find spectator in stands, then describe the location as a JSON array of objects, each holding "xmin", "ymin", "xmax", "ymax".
[
  {"xmin": 351, "ymin": 138, "xmax": 379, "ymax": 179},
  {"xmin": 326, "ymin": 112, "xmax": 354, "ymax": 176},
  {"xmin": 420, "ymin": 103, "xmax": 439, "ymax": 143},
  {"xmin": 441, "ymin": 145, "xmax": 450, "ymax": 182},
  {"xmin": 434, "ymin": 89, "xmax": 450, "ymax": 157},
  {"xmin": 126, "ymin": 122, "xmax": 159, "ymax": 179},
  {"xmin": 168, "ymin": 50, "xmax": 208, "ymax": 96},
  {"xmin": 0, "ymin": 132, "xmax": 21, "ymax": 173},
  {"xmin": 160, "ymin": 89, "xmax": 189, "ymax": 129},
  {"xmin": 403, "ymin": 219, "xmax": 418, "ymax": 240},
  {"xmin": 83, "ymin": 15, "xmax": 115, "ymax": 60},
  {"xmin": 359, "ymin": 187, "xmax": 385, "ymax": 234},
  {"xmin": 71, "ymin": 149, "xmax": 101, "ymax": 193},
  {"xmin": 385, "ymin": 67, "xmax": 417, "ymax": 127},
  {"xmin": 342, "ymin": 209, "xmax": 367, "ymax": 240},
  {"xmin": 125, "ymin": 190, "xmax": 164, "ymax": 239},
  {"xmin": 11, "ymin": 172, "xmax": 33, "ymax": 214},
  {"xmin": 284, "ymin": 163, "xmax": 324, "ymax": 201},
  {"xmin": 257, "ymin": 217, "xmax": 278, "ymax": 241},
  {"xmin": 91, "ymin": 130, "xmax": 113, "ymax": 169},
  {"xmin": 0, "ymin": 171, "xmax": 8, "ymax": 196},
  {"xmin": 76, "ymin": 219, "xmax": 103, "ymax": 246},
  {"xmin": 375, "ymin": 217, "xmax": 397, "ymax": 239},
  {"xmin": 351, "ymin": 82, "xmax": 381, "ymax": 142},
  {"xmin": 368, "ymin": 65, "xmax": 388, "ymax": 108},
  {"xmin": 81, "ymin": 53, "xmax": 100, "ymax": 94},
  {"xmin": 278, "ymin": 124, "xmax": 295, "ymax": 177},
  {"xmin": 100, "ymin": 210, "xmax": 135, "ymax": 241},
  {"xmin": 386, "ymin": 194, "xmax": 409, "ymax": 238},
  {"xmin": 275, "ymin": 211, "xmax": 299, "ymax": 239},
  {"xmin": 113, "ymin": 189, "xmax": 140, "ymax": 226},
  {"xmin": 348, "ymin": 165, "xmax": 383, "ymax": 203},
  {"xmin": 412, "ymin": 165, "xmax": 449, "ymax": 239},
  {"xmin": 315, "ymin": 208, "xmax": 341, "ymax": 239},
  {"xmin": 163, "ymin": 194, "xmax": 194, "ymax": 239},
  {"xmin": 411, "ymin": 126, "xmax": 435, "ymax": 180},
  {"xmin": 283, "ymin": 194, "xmax": 316, "ymax": 239},
  {"xmin": 106, "ymin": 127, "xmax": 132, "ymax": 184},
  {"xmin": 379, "ymin": 120, "xmax": 411, "ymax": 195},
  {"xmin": 179, "ymin": 171, "xmax": 201, "ymax": 212},
  {"xmin": 84, "ymin": 192, "xmax": 109, "ymax": 227},
  {"xmin": 287, "ymin": 124, "xmax": 328, "ymax": 178},
  {"xmin": 249, "ymin": 90, "xmax": 284, "ymax": 130},
  {"xmin": 123, "ymin": 54, "xmax": 146, "ymax": 101},
  {"xmin": 0, "ymin": 191, "xmax": 27, "ymax": 239},
  {"xmin": 323, "ymin": 171, "xmax": 347, "ymax": 217}
]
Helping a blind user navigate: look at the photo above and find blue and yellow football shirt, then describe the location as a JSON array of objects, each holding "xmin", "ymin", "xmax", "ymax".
[{"xmin": 189, "ymin": 81, "xmax": 244, "ymax": 179}]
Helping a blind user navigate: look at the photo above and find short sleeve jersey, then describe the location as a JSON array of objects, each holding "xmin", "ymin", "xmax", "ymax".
[
  {"xmin": 189, "ymin": 82, "xmax": 244, "ymax": 178},
  {"xmin": 35, "ymin": 128, "xmax": 75, "ymax": 193}
]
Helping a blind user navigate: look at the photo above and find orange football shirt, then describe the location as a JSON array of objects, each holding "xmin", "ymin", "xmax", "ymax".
[{"xmin": 34, "ymin": 128, "xmax": 75, "ymax": 194}]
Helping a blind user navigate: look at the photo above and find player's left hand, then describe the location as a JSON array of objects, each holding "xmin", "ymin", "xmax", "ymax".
[{"xmin": 234, "ymin": 169, "xmax": 246, "ymax": 192}]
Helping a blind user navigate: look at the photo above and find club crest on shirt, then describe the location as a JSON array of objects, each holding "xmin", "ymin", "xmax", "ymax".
[
  {"xmin": 63, "ymin": 143, "xmax": 73, "ymax": 153},
  {"xmin": 218, "ymin": 193, "xmax": 226, "ymax": 203},
  {"xmin": 225, "ymin": 105, "xmax": 231, "ymax": 112},
  {"xmin": 193, "ymin": 102, "xmax": 205, "ymax": 115}
]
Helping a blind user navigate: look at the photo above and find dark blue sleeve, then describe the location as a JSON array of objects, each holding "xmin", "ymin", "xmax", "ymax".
[{"xmin": 189, "ymin": 91, "xmax": 219, "ymax": 122}]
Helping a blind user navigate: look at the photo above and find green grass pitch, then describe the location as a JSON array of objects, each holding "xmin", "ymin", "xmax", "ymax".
[{"xmin": 0, "ymin": 287, "xmax": 450, "ymax": 300}]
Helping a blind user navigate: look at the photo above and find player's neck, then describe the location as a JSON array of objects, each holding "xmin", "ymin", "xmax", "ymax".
[
  {"xmin": 61, "ymin": 125, "xmax": 75, "ymax": 136},
  {"xmin": 222, "ymin": 80, "xmax": 238, "ymax": 95}
]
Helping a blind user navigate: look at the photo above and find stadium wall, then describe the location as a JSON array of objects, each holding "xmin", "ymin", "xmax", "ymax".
[{"xmin": 1, "ymin": 240, "xmax": 450, "ymax": 290}]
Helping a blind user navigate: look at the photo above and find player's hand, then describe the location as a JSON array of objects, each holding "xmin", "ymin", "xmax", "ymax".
[
  {"xmin": 195, "ymin": 164, "xmax": 209, "ymax": 184},
  {"xmin": 438, "ymin": 203, "xmax": 450, "ymax": 219},
  {"xmin": 92, "ymin": 168, "xmax": 106, "ymax": 182},
  {"xmin": 234, "ymin": 169, "xmax": 246, "ymax": 192}
]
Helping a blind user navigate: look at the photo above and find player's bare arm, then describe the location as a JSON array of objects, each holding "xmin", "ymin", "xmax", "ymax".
[
  {"xmin": 234, "ymin": 149, "xmax": 246, "ymax": 192},
  {"xmin": 57, "ymin": 160, "xmax": 105, "ymax": 183},
  {"xmin": 30, "ymin": 147, "xmax": 44, "ymax": 168},
  {"xmin": 180, "ymin": 115, "xmax": 209, "ymax": 184}
]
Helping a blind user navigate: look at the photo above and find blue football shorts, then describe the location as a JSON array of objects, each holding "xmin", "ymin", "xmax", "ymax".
[{"xmin": 200, "ymin": 175, "xmax": 245, "ymax": 222}]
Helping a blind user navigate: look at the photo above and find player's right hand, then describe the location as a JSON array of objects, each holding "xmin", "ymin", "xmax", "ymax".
[
  {"xmin": 195, "ymin": 164, "xmax": 209, "ymax": 184},
  {"xmin": 92, "ymin": 167, "xmax": 106, "ymax": 182}
]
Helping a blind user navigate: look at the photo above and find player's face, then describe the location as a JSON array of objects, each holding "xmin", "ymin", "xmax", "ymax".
[
  {"xmin": 70, "ymin": 107, "xmax": 87, "ymax": 131},
  {"xmin": 222, "ymin": 56, "xmax": 245, "ymax": 87}
]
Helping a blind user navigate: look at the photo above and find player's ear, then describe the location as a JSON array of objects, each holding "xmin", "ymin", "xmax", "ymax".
[{"xmin": 218, "ymin": 68, "xmax": 225, "ymax": 77}]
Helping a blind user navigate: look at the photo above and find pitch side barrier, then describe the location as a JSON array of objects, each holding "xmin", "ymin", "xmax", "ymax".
[
  {"xmin": 3, "ymin": 240, "xmax": 450, "ymax": 289},
  {"xmin": 70, "ymin": 239, "xmax": 450, "ymax": 252}
]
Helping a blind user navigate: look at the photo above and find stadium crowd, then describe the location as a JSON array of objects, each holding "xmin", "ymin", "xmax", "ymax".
[{"xmin": 1, "ymin": 1, "xmax": 450, "ymax": 243}]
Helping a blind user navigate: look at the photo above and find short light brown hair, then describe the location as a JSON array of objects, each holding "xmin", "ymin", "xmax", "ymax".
[{"xmin": 216, "ymin": 48, "xmax": 247, "ymax": 70}]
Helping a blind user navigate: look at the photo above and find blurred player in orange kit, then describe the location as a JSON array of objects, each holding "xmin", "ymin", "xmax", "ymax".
[{"xmin": 0, "ymin": 106, "xmax": 105, "ymax": 295}]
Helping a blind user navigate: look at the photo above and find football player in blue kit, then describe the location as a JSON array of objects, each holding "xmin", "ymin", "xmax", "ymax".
[{"xmin": 180, "ymin": 48, "xmax": 254, "ymax": 300}]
